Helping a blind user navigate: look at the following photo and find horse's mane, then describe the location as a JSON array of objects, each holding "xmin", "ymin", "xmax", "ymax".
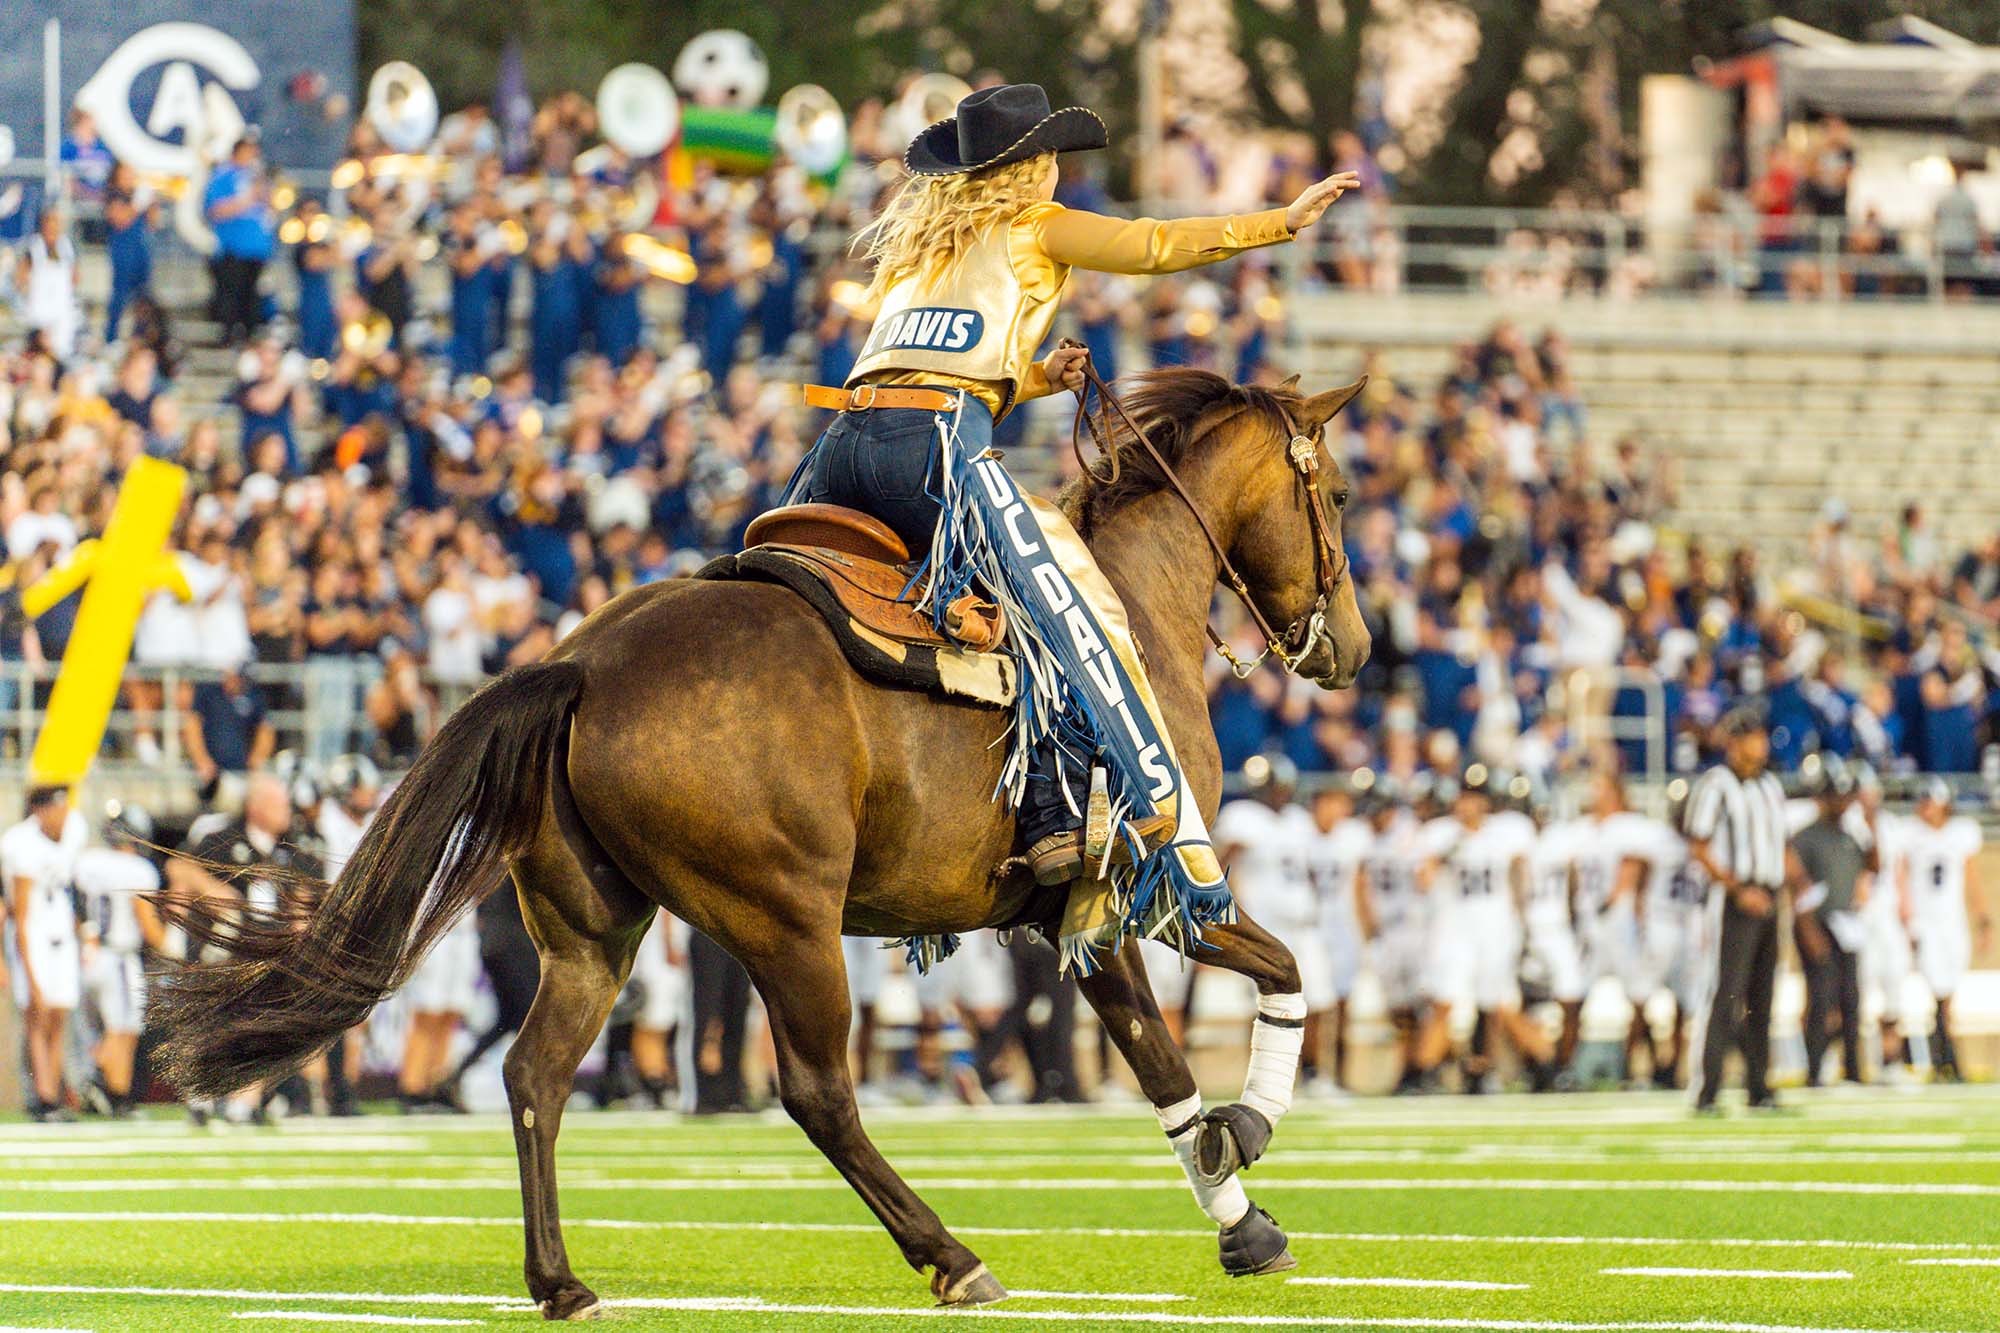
[{"xmin": 1056, "ymin": 367, "xmax": 1302, "ymax": 537}]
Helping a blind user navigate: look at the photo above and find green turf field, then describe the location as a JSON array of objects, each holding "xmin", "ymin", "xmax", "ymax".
[{"xmin": 1, "ymin": 1087, "xmax": 1998, "ymax": 1331}]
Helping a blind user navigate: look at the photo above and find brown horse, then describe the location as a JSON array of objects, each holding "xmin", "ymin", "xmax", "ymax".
[{"xmin": 151, "ymin": 366, "xmax": 1371, "ymax": 1319}]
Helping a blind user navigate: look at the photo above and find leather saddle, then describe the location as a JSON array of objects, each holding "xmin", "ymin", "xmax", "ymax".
[{"xmin": 739, "ymin": 504, "xmax": 1005, "ymax": 653}]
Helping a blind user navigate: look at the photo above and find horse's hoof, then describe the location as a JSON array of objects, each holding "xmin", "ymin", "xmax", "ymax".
[
  {"xmin": 1219, "ymin": 1201, "xmax": 1296, "ymax": 1277},
  {"xmin": 539, "ymin": 1287, "xmax": 604, "ymax": 1321},
  {"xmin": 1194, "ymin": 1103, "xmax": 1272, "ymax": 1187},
  {"xmin": 934, "ymin": 1261, "xmax": 1009, "ymax": 1306}
]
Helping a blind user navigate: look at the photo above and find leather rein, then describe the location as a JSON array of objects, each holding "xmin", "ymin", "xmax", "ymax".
[{"xmin": 1063, "ymin": 340, "xmax": 1348, "ymax": 681}]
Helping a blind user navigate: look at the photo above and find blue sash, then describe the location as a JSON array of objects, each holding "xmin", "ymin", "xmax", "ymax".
[{"xmin": 920, "ymin": 403, "xmax": 1234, "ymax": 973}]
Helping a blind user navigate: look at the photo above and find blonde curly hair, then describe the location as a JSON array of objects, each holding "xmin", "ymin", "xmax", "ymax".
[{"xmin": 853, "ymin": 154, "xmax": 1055, "ymax": 301}]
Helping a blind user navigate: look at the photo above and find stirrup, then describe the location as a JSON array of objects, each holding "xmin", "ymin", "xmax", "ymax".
[
  {"xmin": 942, "ymin": 591, "xmax": 1004, "ymax": 652},
  {"xmin": 1027, "ymin": 813, "xmax": 1175, "ymax": 887}
]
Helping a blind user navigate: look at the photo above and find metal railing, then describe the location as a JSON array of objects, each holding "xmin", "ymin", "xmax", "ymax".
[
  {"xmin": 1565, "ymin": 664, "xmax": 1670, "ymax": 796},
  {"xmin": 0, "ymin": 658, "xmax": 483, "ymax": 778},
  {"xmin": 9, "ymin": 154, "xmax": 1994, "ymax": 311},
  {"xmin": 1263, "ymin": 204, "xmax": 1987, "ymax": 304}
]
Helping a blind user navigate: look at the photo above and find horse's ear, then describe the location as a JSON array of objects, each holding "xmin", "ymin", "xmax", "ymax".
[
  {"xmin": 1298, "ymin": 376, "xmax": 1368, "ymax": 431},
  {"xmin": 1277, "ymin": 372, "xmax": 1301, "ymax": 390}
]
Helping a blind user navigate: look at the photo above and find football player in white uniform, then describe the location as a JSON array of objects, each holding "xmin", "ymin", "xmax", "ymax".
[
  {"xmin": 1855, "ymin": 770, "xmax": 1916, "ymax": 1080},
  {"xmin": 1621, "ymin": 811, "xmax": 1699, "ymax": 1087},
  {"xmin": 1900, "ymin": 779, "xmax": 1989, "ymax": 1082},
  {"xmin": 317, "ymin": 755, "xmax": 382, "ymax": 1115},
  {"xmin": 76, "ymin": 805, "xmax": 164, "ymax": 1117},
  {"xmin": 1213, "ymin": 757, "xmax": 1326, "ymax": 1094},
  {"xmin": 1306, "ymin": 785, "xmax": 1371, "ymax": 1093},
  {"xmin": 3, "ymin": 785, "xmax": 86, "ymax": 1120},
  {"xmin": 1573, "ymin": 773, "xmax": 1657, "ymax": 1079},
  {"xmin": 1417, "ymin": 770, "xmax": 1554, "ymax": 1092},
  {"xmin": 316, "ymin": 754, "xmax": 381, "ymax": 880},
  {"xmin": 397, "ymin": 748, "xmax": 478, "ymax": 1114},
  {"xmin": 1355, "ymin": 778, "xmax": 1429, "ymax": 1092},
  {"xmin": 1522, "ymin": 803, "xmax": 1588, "ymax": 1078},
  {"xmin": 912, "ymin": 930, "xmax": 1015, "ymax": 1103},
  {"xmin": 631, "ymin": 910, "xmax": 689, "ymax": 1107}
]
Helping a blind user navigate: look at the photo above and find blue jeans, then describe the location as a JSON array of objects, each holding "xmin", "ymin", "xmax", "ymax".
[
  {"xmin": 791, "ymin": 391, "xmax": 989, "ymax": 561},
  {"xmin": 790, "ymin": 394, "xmax": 1084, "ymax": 841}
]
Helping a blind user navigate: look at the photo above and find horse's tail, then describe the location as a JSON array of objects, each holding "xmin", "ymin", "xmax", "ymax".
[{"xmin": 152, "ymin": 659, "xmax": 587, "ymax": 1098}]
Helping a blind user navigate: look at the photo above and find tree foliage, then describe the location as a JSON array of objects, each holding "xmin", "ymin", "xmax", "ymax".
[{"xmin": 357, "ymin": 0, "xmax": 2000, "ymax": 205}]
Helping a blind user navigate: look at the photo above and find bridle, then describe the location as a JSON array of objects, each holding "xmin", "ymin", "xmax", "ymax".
[{"xmin": 1064, "ymin": 341, "xmax": 1349, "ymax": 681}]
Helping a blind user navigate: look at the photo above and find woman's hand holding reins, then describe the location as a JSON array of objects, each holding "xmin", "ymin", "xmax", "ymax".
[
  {"xmin": 1043, "ymin": 343, "xmax": 1090, "ymax": 395},
  {"xmin": 1285, "ymin": 171, "xmax": 1363, "ymax": 232}
]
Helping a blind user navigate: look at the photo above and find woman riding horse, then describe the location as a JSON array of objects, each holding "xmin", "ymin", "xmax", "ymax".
[
  {"xmin": 150, "ymin": 83, "xmax": 1372, "ymax": 1318},
  {"xmin": 795, "ymin": 81, "xmax": 1359, "ymax": 959}
]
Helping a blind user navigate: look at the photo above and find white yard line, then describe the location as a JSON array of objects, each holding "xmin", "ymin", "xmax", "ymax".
[
  {"xmin": 12, "ymin": 1174, "xmax": 2000, "ymax": 1198},
  {"xmin": 0, "ymin": 1281, "xmax": 1969, "ymax": 1333},
  {"xmin": 5, "ymin": 1210, "xmax": 1996, "ymax": 1255},
  {"xmin": 1005, "ymin": 1291, "xmax": 1187, "ymax": 1302},
  {"xmin": 19, "ymin": 1148, "xmax": 2000, "ymax": 1172},
  {"xmin": 0, "ymin": 1285, "xmax": 509, "ymax": 1308},
  {"xmin": 1601, "ymin": 1268, "xmax": 1853, "ymax": 1281},
  {"xmin": 479, "ymin": 1296, "xmax": 1991, "ymax": 1333},
  {"xmin": 3, "ymin": 1093, "xmax": 1996, "ymax": 1146},
  {"xmin": 0, "ymin": 1085, "xmax": 1992, "ymax": 1139},
  {"xmin": 231, "ymin": 1315, "xmax": 482, "ymax": 1327},
  {"xmin": 1903, "ymin": 1257, "xmax": 2000, "ymax": 1267},
  {"xmin": 1288, "ymin": 1277, "xmax": 1530, "ymax": 1291},
  {"xmin": 6, "ymin": 1130, "xmax": 1988, "ymax": 1164}
]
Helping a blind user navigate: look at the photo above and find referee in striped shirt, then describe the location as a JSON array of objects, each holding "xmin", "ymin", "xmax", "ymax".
[{"xmin": 1685, "ymin": 704, "xmax": 1791, "ymax": 1113}]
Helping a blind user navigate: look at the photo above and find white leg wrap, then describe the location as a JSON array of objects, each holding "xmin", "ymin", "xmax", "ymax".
[
  {"xmin": 1155, "ymin": 1093, "xmax": 1249, "ymax": 1228},
  {"xmin": 1242, "ymin": 991, "xmax": 1307, "ymax": 1123}
]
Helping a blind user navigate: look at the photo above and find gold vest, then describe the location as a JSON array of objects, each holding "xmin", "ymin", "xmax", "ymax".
[{"xmin": 847, "ymin": 209, "xmax": 1065, "ymax": 416}]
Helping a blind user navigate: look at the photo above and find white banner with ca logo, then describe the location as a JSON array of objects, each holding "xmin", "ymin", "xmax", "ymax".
[{"xmin": 74, "ymin": 21, "xmax": 259, "ymax": 176}]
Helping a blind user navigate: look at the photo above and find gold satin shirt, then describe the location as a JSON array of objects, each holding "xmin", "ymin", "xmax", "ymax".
[{"xmin": 849, "ymin": 202, "xmax": 1295, "ymax": 419}]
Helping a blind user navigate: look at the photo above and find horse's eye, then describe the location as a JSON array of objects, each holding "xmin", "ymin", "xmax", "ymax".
[{"xmin": 1334, "ymin": 489, "xmax": 1350, "ymax": 510}]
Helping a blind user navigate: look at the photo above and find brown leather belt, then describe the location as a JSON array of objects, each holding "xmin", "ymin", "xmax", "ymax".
[{"xmin": 803, "ymin": 383, "xmax": 960, "ymax": 413}]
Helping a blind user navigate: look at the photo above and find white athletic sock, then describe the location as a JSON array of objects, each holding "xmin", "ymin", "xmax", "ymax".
[
  {"xmin": 1155, "ymin": 1093, "xmax": 1249, "ymax": 1228},
  {"xmin": 1242, "ymin": 991, "xmax": 1307, "ymax": 1123}
]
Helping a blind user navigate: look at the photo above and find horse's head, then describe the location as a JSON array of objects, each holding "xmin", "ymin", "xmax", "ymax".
[
  {"xmin": 1223, "ymin": 374, "xmax": 1371, "ymax": 690},
  {"xmin": 1064, "ymin": 367, "xmax": 1371, "ymax": 691}
]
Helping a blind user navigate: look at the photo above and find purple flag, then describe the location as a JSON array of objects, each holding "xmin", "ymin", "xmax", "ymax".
[{"xmin": 497, "ymin": 39, "xmax": 534, "ymax": 174}]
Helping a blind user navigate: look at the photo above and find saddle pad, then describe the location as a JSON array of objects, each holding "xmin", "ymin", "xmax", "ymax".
[{"xmin": 696, "ymin": 549, "xmax": 1017, "ymax": 709}]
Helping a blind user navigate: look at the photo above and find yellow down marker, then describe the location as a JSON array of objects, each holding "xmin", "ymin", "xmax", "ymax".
[{"xmin": 20, "ymin": 456, "xmax": 193, "ymax": 788}]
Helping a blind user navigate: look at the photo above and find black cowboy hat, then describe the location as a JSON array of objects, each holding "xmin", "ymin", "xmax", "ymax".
[{"xmin": 903, "ymin": 82, "xmax": 1107, "ymax": 177}]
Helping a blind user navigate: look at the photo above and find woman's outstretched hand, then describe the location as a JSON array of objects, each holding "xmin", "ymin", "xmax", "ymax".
[{"xmin": 1285, "ymin": 171, "xmax": 1363, "ymax": 232}]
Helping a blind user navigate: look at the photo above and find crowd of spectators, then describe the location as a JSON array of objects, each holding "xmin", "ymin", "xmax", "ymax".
[
  {"xmin": 1, "ymin": 86, "xmax": 1998, "ymax": 808},
  {"xmin": 1207, "ymin": 316, "xmax": 2000, "ymax": 790}
]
